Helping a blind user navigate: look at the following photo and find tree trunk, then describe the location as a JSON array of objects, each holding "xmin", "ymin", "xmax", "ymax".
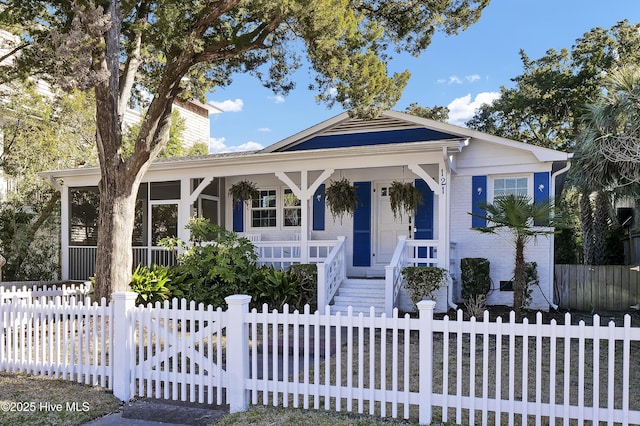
[
  {"xmin": 92, "ymin": 166, "xmax": 140, "ymax": 301},
  {"xmin": 512, "ymin": 235, "xmax": 526, "ymax": 314},
  {"xmin": 592, "ymin": 191, "xmax": 609, "ymax": 265},
  {"xmin": 579, "ymin": 191, "xmax": 594, "ymax": 264}
]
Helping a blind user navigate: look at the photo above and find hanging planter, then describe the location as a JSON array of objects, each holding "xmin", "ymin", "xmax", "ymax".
[
  {"xmin": 325, "ymin": 177, "xmax": 359, "ymax": 222},
  {"xmin": 228, "ymin": 179, "xmax": 259, "ymax": 206},
  {"xmin": 389, "ymin": 180, "xmax": 422, "ymax": 220}
]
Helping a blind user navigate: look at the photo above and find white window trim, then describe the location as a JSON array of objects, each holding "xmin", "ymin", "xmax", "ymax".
[
  {"xmin": 488, "ymin": 173, "xmax": 532, "ymax": 202},
  {"xmin": 247, "ymin": 186, "xmax": 302, "ymax": 230}
]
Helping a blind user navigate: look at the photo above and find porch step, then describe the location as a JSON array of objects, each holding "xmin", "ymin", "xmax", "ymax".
[{"xmin": 330, "ymin": 278, "xmax": 385, "ymax": 316}]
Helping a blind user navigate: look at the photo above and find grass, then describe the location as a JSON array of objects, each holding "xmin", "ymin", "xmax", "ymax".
[
  {"xmin": 216, "ymin": 405, "xmax": 456, "ymax": 425},
  {"xmin": 0, "ymin": 372, "xmax": 120, "ymax": 425}
]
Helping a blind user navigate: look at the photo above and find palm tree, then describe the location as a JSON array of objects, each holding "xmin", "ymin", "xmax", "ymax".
[
  {"xmin": 571, "ymin": 66, "xmax": 640, "ymax": 264},
  {"xmin": 472, "ymin": 194, "xmax": 567, "ymax": 314}
]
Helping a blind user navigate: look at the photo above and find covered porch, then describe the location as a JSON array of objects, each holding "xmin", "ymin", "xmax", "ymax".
[{"xmin": 46, "ymin": 115, "xmax": 467, "ymax": 315}]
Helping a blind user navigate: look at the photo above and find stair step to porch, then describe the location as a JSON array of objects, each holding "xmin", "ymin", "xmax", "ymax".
[{"xmin": 330, "ymin": 278, "xmax": 386, "ymax": 316}]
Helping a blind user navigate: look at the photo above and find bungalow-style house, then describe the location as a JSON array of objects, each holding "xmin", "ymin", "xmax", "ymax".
[{"xmin": 41, "ymin": 111, "xmax": 571, "ymax": 314}]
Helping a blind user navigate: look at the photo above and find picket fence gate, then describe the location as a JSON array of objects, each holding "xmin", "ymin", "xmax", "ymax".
[{"xmin": 1, "ymin": 287, "xmax": 640, "ymax": 425}]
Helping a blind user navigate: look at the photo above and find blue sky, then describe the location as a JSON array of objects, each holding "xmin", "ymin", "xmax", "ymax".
[{"xmin": 206, "ymin": 0, "xmax": 640, "ymax": 153}]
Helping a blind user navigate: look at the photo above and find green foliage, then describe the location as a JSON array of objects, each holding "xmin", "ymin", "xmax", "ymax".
[
  {"xmin": 467, "ymin": 21, "xmax": 640, "ymax": 153},
  {"xmin": 325, "ymin": 178, "xmax": 359, "ymax": 222},
  {"xmin": 248, "ymin": 264, "xmax": 318, "ymax": 312},
  {"xmin": 130, "ymin": 264, "xmax": 178, "ymax": 306},
  {"xmin": 228, "ymin": 180, "xmax": 259, "ymax": 207},
  {"xmin": 471, "ymin": 193, "xmax": 568, "ymax": 313},
  {"xmin": 285, "ymin": 264, "xmax": 318, "ymax": 311},
  {"xmin": 389, "ymin": 180, "xmax": 422, "ymax": 220},
  {"xmin": 0, "ymin": 0, "xmax": 490, "ymax": 296},
  {"xmin": 404, "ymin": 103, "xmax": 449, "ymax": 122},
  {"xmin": 460, "ymin": 258, "xmax": 491, "ymax": 303},
  {"xmin": 0, "ymin": 83, "xmax": 96, "ymax": 280},
  {"xmin": 160, "ymin": 218, "xmax": 258, "ymax": 308},
  {"xmin": 401, "ymin": 266, "xmax": 448, "ymax": 306}
]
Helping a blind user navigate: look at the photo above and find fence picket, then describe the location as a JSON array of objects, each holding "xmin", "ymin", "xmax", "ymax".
[{"xmin": 2, "ymin": 291, "xmax": 640, "ymax": 425}]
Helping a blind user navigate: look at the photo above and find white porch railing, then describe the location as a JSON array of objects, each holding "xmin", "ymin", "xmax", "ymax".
[
  {"xmin": 384, "ymin": 237, "xmax": 440, "ymax": 317},
  {"xmin": 253, "ymin": 239, "xmax": 340, "ymax": 270},
  {"xmin": 316, "ymin": 236, "xmax": 347, "ymax": 311}
]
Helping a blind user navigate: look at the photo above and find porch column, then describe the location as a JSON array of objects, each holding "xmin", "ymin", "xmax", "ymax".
[
  {"xmin": 178, "ymin": 179, "xmax": 192, "ymax": 245},
  {"xmin": 407, "ymin": 162, "xmax": 449, "ymax": 269},
  {"xmin": 275, "ymin": 169, "xmax": 334, "ymax": 263},
  {"xmin": 60, "ymin": 183, "xmax": 70, "ymax": 280}
]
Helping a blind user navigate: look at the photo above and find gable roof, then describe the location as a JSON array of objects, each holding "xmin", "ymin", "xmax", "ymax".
[{"xmin": 261, "ymin": 110, "xmax": 571, "ymax": 162}]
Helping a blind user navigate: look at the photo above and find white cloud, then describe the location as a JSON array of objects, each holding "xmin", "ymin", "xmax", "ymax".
[
  {"xmin": 447, "ymin": 92, "xmax": 500, "ymax": 126},
  {"xmin": 257, "ymin": 127, "xmax": 272, "ymax": 132},
  {"xmin": 209, "ymin": 137, "xmax": 264, "ymax": 154},
  {"xmin": 438, "ymin": 74, "xmax": 482, "ymax": 85},
  {"xmin": 270, "ymin": 95, "xmax": 285, "ymax": 104},
  {"xmin": 208, "ymin": 98, "xmax": 244, "ymax": 112}
]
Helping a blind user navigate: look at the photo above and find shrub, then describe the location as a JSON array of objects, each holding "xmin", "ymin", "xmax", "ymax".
[
  {"xmin": 160, "ymin": 217, "xmax": 258, "ymax": 308},
  {"xmin": 248, "ymin": 264, "xmax": 318, "ymax": 311},
  {"xmin": 460, "ymin": 258, "xmax": 491, "ymax": 303},
  {"xmin": 129, "ymin": 264, "xmax": 177, "ymax": 306},
  {"xmin": 401, "ymin": 266, "xmax": 448, "ymax": 306},
  {"xmin": 287, "ymin": 264, "xmax": 317, "ymax": 311}
]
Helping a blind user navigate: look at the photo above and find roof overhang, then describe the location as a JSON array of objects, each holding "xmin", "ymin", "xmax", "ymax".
[{"xmin": 40, "ymin": 139, "xmax": 467, "ymax": 183}]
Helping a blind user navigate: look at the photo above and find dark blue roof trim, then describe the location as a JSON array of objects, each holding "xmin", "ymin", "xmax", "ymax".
[{"xmin": 277, "ymin": 128, "xmax": 457, "ymax": 152}]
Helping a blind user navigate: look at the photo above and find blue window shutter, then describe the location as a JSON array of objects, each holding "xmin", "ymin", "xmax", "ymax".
[
  {"xmin": 232, "ymin": 199, "xmax": 244, "ymax": 232},
  {"xmin": 534, "ymin": 172, "xmax": 550, "ymax": 203},
  {"xmin": 472, "ymin": 176, "xmax": 487, "ymax": 228},
  {"xmin": 353, "ymin": 181, "xmax": 371, "ymax": 267},
  {"xmin": 414, "ymin": 179, "xmax": 434, "ymax": 240},
  {"xmin": 313, "ymin": 184, "xmax": 325, "ymax": 231},
  {"xmin": 534, "ymin": 172, "xmax": 550, "ymax": 226}
]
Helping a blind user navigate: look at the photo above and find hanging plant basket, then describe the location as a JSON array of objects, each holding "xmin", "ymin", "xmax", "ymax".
[
  {"xmin": 389, "ymin": 180, "xmax": 423, "ymax": 220},
  {"xmin": 325, "ymin": 177, "xmax": 359, "ymax": 222},
  {"xmin": 228, "ymin": 180, "xmax": 259, "ymax": 206}
]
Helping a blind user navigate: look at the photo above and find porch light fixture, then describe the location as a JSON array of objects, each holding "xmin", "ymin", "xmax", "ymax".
[
  {"xmin": 538, "ymin": 183, "xmax": 545, "ymax": 192},
  {"xmin": 476, "ymin": 187, "xmax": 483, "ymax": 195}
]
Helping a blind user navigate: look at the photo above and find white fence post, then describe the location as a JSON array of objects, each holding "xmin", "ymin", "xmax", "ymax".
[
  {"xmin": 225, "ymin": 294, "xmax": 251, "ymax": 413},
  {"xmin": 112, "ymin": 292, "xmax": 137, "ymax": 401},
  {"xmin": 417, "ymin": 300, "xmax": 436, "ymax": 425}
]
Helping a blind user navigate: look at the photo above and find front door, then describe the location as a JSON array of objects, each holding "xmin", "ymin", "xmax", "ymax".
[{"xmin": 374, "ymin": 181, "xmax": 411, "ymax": 265}]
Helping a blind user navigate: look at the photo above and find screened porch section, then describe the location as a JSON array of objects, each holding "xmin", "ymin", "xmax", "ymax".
[{"xmin": 67, "ymin": 179, "xmax": 222, "ymax": 280}]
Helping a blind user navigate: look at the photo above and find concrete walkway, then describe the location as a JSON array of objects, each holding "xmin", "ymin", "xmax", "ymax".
[{"xmin": 85, "ymin": 400, "xmax": 228, "ymax": 426}]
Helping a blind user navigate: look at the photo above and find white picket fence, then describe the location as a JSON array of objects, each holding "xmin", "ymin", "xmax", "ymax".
[{"xmin": 1, "ymin": 286, "xmax": 639, "ymax": 425}]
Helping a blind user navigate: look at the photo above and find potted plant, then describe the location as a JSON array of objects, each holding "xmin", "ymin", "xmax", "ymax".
[
  {"xmin": 325, "ymin": 177, "xmax": 359, "ymax": 222},
  {"xmin": 401, "ymin": 265, "xmax": 448, "ymax": 306},
  {"xmin": 389, "ymin": 180, "xmax": 422, "ymax": 220},
  {"xmin": 228, "ymin": 179, "xmax": 259, "ymax": 206}
]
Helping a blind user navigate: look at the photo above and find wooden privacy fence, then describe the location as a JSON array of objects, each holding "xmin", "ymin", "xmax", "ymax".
[
  {"xmin": 555, "ymin": 264, "xmax": 640, "ymax": 311},
  {"xmin": 1, "ymin": 286, "xmax": 640, "ymax": 425}
]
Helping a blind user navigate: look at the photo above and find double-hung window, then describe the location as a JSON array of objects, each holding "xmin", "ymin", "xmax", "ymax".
[
  {"xmin": 251, "ymin": 189, "xmax": 277, "ymax": 228},
  {"xmin": 249, "ymin": 188, "xmax": 301, "ymax": 229},
  {"xmin": 494, "ymin": 177, "xmax": 528, "ymax": 197}
]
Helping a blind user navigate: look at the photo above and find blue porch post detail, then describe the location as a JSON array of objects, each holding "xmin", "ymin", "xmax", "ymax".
[
  {"xmin": 353, "ymin": 181, "xmax": 371, "ymax": 267},
  {"xmin": 313, "ymin": 184, "xmax": 325, "ymax": 231},
  {"xmin": 471, "ymin": 176, "xmax": 487, "ymax": 228},
  {"xmin": 414, "ymin": 179, "xmax": 434, "ymax": 260},
  {"xmin": 232, "ymin": 200, "xmax": 244, "ymax": 232},
  {"xmin": 414, "ymin": 179, "xmax": 434, "ymax": 239},
  {"xmin": 534, "ymin": 172, "xmax": 550, "ymax": 226}
]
